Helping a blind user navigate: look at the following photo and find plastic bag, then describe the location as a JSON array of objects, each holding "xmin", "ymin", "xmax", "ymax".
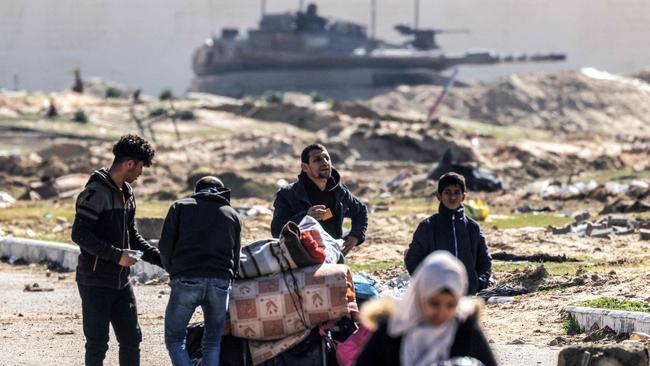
[
  {"xmin": 464, "ymin": 200, "xmax": 489, "ymax": 221},
  {"xmin": 298, "ymin": 215, "xmax": 344, "ymax": 264}
]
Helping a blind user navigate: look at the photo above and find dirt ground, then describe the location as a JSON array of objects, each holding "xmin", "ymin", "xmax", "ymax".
[
  {"xmin": 0, "ymin": 263, "xmax": 560, "ymax": 366},
  {"xmin": 2, "ymin": 68, "xmax": 650, "ymax": 365}
]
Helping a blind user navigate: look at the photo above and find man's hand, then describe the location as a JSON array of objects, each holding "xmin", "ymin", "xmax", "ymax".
[
  {"xmin": 118, "ymin": 250, "xmax": 139, "ymax": 267},
  {"xmin": 342, "ymin": 236, "xmax": 359, "ymax": 255},
  {"xmin": 307, "ymin": 205, "xmax": 327, "ymax": 220}
]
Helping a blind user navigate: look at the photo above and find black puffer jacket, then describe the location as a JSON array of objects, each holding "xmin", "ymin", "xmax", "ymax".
[
  {"xmin": 71, "ymin": 169, "xmax": 162, "ymax": 289},
  {"xmin": 404, "ymin": 204, "xmax": 492, "ymax": 294},
  {"xmin": 271, "ymin": 169, "xmax": 368, "ymax": 244},
  {"xmin": 158, "ymin": 187, "xmax": 242, "ymax": 279}
]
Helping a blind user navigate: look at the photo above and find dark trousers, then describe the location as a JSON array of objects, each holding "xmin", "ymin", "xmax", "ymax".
[{"xmin": 78, "ymin": 283, "xmax": 142, "ymax": 366}]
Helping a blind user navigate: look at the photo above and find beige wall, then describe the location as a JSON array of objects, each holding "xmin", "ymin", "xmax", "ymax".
[{"xmin": 2, "ymin": 0, "xmax": 649, "ymax": 94}]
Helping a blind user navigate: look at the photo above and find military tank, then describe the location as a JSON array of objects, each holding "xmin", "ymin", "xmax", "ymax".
[{"xmin": 190, "ymin": 3, "xmax": 565, "ymax": 98}]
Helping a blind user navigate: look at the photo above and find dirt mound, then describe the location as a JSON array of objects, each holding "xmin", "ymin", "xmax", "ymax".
[
  {"xmin": 371, "ymin": 69, "xmax": 650, "ymax": 137},
  {"xmin": 501, "ymin": 265, "xmax": 549, "ymax": 292}
]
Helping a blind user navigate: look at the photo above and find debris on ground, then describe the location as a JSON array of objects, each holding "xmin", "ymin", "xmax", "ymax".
[
  {"xmin": 24, "ymin": 283, "xmax": 54, "ymax": 292},
  {"xmin": 0, "ymin": 191, "xmax": 16, "ymax": 208},
  {"xmin": 54, "ymin": 330, "xmax": 75, "ymax": 336},
  {"xmin": 558, "ymin": 342, "xmax": 649, "ymax": 366},
  {"xmin": 428, "ymin": 149, "xmax": 502, "ymax": 192},
  {"xmin": 550, "ymin": 215, "xmax": 649, "ymax": 238},
  {"xmin": 491, "ymin": 252, "xmax": 579, "ymax": 263}
]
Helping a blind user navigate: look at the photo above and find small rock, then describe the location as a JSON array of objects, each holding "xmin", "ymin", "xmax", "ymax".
[
  {"xmin": 508, "ymin": 338, "xmax": 525, "ymax": 345},
  {"xmin": 56, "ymin": 217, "xmax": 68, "ymax": 224},
  {"xmin": 57, "ymin": 275, "xmax": 66, "ymax": 281},
  {"xmin": 25, "ymin": 229, "xmax": 36, "ymax": 237},
  {"xmin": 51, "ymin": 225, "xmax": 63, "ymax": 233},
  {"xmin": 54, "ymin": 330, "xmax": 74, "ymax": 335},
  {"xmin": 45, "ymin": 270, "xmax": 51, "ymax": 278},
  {"xmin": 549, "ymin": 336, "xmax": 568, "ymax": 346},
  {"xmin": 24, "ymin": 283, "xmax": 54, "ymax": 292}
]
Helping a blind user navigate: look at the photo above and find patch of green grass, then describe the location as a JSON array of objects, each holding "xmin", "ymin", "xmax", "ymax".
[
  {"xmin": 581, "ymin": 168, "xmax": 650, "ymax": 184},
  {"xmin": 369, "ymin": 198, "xmax": 437, "ymax": 217},
  {"xmin": 492, "ymin": 261, "xmax": 583, "ymax": 276},
  {"xmin": 492, "ymin": 256, "xmax": 607, "ymax": 276},
  {"xmin": 0, "ymin": 204, "xmax": 76, "ymax": 223},
  {"xmin": 580, "ymin": 298, "xmax": 650, "ymax": 313},
  {"xmin": 348, "ymin": 259, "xmax": 402, "ymax": 274},
  {"xmin": 135, "ymin": 202, "xmax": 171, "ymax": 217},
  {"xmin": 445, "ymin": 117, "xmax": 552, "ymax": 141},
  {"xmin": 488, "ymin": 213, "xmax": 573, "ymax": 229},
  {"xmin": 562, "ymin": 316, "xmax": 582, "ymax": 335}
]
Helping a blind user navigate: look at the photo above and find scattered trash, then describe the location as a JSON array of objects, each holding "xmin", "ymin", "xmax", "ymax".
[
  {"xmin": 24, "ymin": 283, "xmax": 54, "ymax": 292},
  {"xmin": 54, "ymin": 330, "xmax": 74, "ymax": 335},
  {"xmin": 477, "ymin": 284, "xmax": 528, "ymax": 300},
  {"xmin": 516, "ymin": 204, "xmax": 553, "ymax": 214},
  {"xmin": 379, "ymin": 273, "xmax": 411, "ymax": 299},
  {"xmin": 464, "ymin": 200, "xmax": 489, "ymax": 221},
  {"xmin": 551, "ymin": 216, "xmax": 647, "ymax": 238},
  {"xmin": 428, "ymin": 149, "xmax": 502, "ymax": 192},
  {"xmin": 0, "ymin": 191, "xmax": 16, "ymax": 208},
  {"xmin": 4, "ymin": 255, "xmax": 28, "ymax": 265},
  {"xmin": 486, "ymin": 296, "xmax": 515, "ymax": 304}
]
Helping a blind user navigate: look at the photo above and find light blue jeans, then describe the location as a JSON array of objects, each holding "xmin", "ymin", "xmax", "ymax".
[{"xmin": 164, "ymin": 276, "xmax": 231, "ymax": 366}]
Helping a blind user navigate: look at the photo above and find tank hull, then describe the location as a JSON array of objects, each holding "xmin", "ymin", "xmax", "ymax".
[{"xmin": 189, "ymin": 67, "xmax": 448, "ymax": 98}]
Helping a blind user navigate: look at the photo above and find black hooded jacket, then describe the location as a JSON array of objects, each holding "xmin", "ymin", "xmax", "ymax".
[
  {"xmin": 271, "ymin": 169, "xmax": 368, "ymax": 244},
  {"xmin": 404, "ymin": 203, "xmax": 492, "ymax": 294},
  {"xmin": 158, "ymin": 187, "xmax": 242, "ymax": 279},
  {"xmin": 71, "ymin": 168, "xmax": 162, "ymax": 289}
]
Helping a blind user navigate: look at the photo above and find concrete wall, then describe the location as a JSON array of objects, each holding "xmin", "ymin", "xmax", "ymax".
[{"xmin": 2, "ymin": 0, "xmax": 650, "ymax": 94}]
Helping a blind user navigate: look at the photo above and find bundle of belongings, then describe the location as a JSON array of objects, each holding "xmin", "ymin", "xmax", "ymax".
[{"xmin": 187, "ymin": 216, "xmax": 367, "ymax": 366}]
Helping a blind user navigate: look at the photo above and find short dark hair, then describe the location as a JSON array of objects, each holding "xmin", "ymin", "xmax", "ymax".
[
  {"xmin": 112, "ymin": 134, "xmax": 155, "ymax": 167},
  {"xmin": 437, "ymin": 172, "xmax": 466, "ymax": 194},
  {"xmin": 195, "ymin": 176, "xmax": 224, "ymax": 192},
  {"xmin": 301, "ymin": 143, "xmax": 327, "ymax": 163}
]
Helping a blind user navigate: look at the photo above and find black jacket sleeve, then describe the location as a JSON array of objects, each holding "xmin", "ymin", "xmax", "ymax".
[
  {"xmin": 232, "ymin": 215, "xmax": 242, "ymax": 277},
  {"xmin": 474, "ymin": 226, "xmax": 492, "ymax": 291},
  {"xmin": 271, "ymin": 191, "xmax": 307, "ymax": 238},
  {"xmin": 404, "ymin": 219, "xmax": 433, "ymax": 275},
  {"xmin": 158, "ymin": 203, "xmax": 179, "ymax": 271},
  {"xmin": 451, "ymin": 316, "xmax": 497, "ymax": 366},
  {"xmin": 345, "ymin": 191, "xmax": 368, "ymax": 245},
  {"xmin": 71, "ymin": 187, "xmax": 122, "ymax": 263}
]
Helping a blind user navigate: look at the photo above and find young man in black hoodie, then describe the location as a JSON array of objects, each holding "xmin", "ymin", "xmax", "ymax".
[
  {"xmin": 271, "ymin": 144, "xmax": 368, "ymax": 256},
  {"xmin": 71, "ymin": 134, "xmax": 162, "ymax": 366},
  {"xmin": 159, "ymin": 176, "xmax": 241, "ymax": 366},
  {"xmin": 404, "ymin": 172, "xmax": 492, "ymax": 294}
]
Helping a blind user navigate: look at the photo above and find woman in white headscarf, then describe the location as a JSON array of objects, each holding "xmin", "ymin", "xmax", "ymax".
[{"xmin": 355, "ymin": 251, "xmax": 496, "ymax": 366}]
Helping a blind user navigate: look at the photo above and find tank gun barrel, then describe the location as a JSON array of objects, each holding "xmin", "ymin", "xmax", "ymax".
[{"xmin": 432, "ymin": 28, "xmax": 470, "ymax": 34}]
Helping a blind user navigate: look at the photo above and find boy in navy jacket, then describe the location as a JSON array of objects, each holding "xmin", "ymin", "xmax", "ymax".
[{"xmin": 404, "ymin": 172, "xmax": 492, "ymax": 294}]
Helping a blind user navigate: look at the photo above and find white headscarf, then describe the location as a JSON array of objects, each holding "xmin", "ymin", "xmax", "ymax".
[{"xmin": 388, "ymin": 251, "xmax": 469, "ymax": 366}]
